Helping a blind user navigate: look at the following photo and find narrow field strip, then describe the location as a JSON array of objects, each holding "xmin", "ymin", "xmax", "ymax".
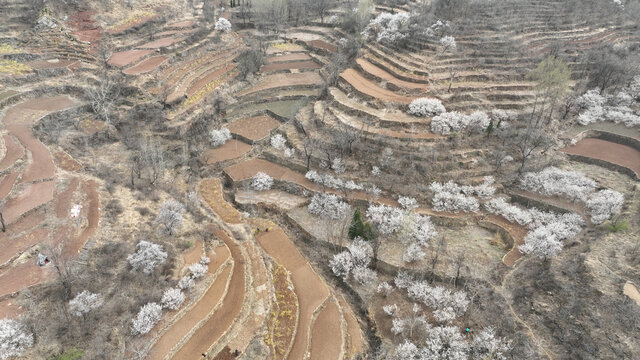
[{"xmin": 309, "ymin": 298, "xmax": 344, "ymax": 360}]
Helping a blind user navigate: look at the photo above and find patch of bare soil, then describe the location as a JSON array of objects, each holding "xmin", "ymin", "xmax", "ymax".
[
  {"xmin": 108, "ymin": 49, "xmax": 153, "ymax": 67},
  {"xmin": 54, "ymin": 151, "xmax": 83, "ymax": 172},
  {"xmin": 266, "ymin": 53, "xmax": 312, "ymax": 63},
  {"xmin": 186, "ymin": 64, "xmax": 237, "ymax": 97},
  {"xmin": 0, "ymin": 228, "xmax": 49, "ymax": 266},
  {"xmin": 307, "ymin": 40, "xmax": 337, "ymax": 53},
  {"xmin": 3, "ymin": 96, "xmax": 76, "ymax": 125},
  {"xmin": 0, "ymin": 298, "xmax": 23, "ymax": 319},
  {"xmin": 55, "ymin": 177, "xmax": 79, "ymax": 219},
  {"xmin": 235, "ymin": 190, "xmax": 307, "ymax": 211},
  {"xmin": 340, "ymin": 69, "xmax": 416, "ymax": 104},
  {"xmin": 62, "ymin": 180, "xmax": 99, "ymax": 259},
  {"xmin": 309, "ymin": 299, "xmax": 343, "ymax": 360},
  {"xmin": 138, "ymin": 37, "xmax": 186, "ymax": 49},
  {"xmin": 202, "ymin": 140, "xmax": 252, "ymax": 164},
  {"xmin": 356, "ymin": 58, "xmax": 429, "ymax": 90},
  {"xmin": 226, "ymin": 115, "xmax": 281, "ymax": 142},
  {"xmin": 26, "ymin": 59, "xmax": 77, "ymax": 70},
  {"xmin": 0, "ymin": 262, "xmax": 56, "ymax": 298},
  {"xmin": 199, "ymin": 178, "xmax": 243, "ymax": 224},
  {"xmin": 561, "ymin": 138, "xmax": 640, "ymax": 177},
  {"xmin": 3, "ymin": 180, "xmax": 55, "ymax": 225},
  {"xmin": 172, "ymin": 228, "xmax": 246, "ymax": 359},
  {"xmin": 0, "ymin": 172, "xmax": 19, "ymax": 199},
  {"xmin": 8, "ymin": 124, "xmax": 56, "ymax": 183},
  {"xmin": 261, "ymin": 60, "xmax": 321, "ymax": 72},
  {"xmin": 238, "ymin": 73, "xmax": 323, "ymax": 96},
  {"xmin": 123, "ymin": 55, "xmax": 169, "ymax": 75}
]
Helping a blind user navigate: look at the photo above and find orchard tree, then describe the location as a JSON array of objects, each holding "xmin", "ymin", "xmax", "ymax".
[
  {"xmin": 69, "ymin": 290, "xmax": 103, "ymax": 319},
  {"xmin": 127, "ymin": 240, "xmax": 168, "ymax": 275},
  {"xmin": 161, "ymin": 288, "xmax": 185, "ymax": 310},
  {"xmin": 0, "ymin": 319, "xmax": 33, "ymax": 360},
  {"xmin": 155, "ymin": 200, "xmax": 185, "ymax": 236},
  {"xmin": 528, "ymin": 56, "xmax": 571, "ymax": 127},
  {"xmin": 251, "ymin": 172, "xmax": 274, "ymax": 191},
  {"xmin": 131, "ymin": 302, "xmax": 163, "ymax": 335}
]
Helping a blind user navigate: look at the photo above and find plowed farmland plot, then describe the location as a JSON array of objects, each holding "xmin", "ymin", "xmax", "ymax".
[
  {"xmin": 261, "ymin": 60, "xmax": 321, "ymax": 72},
  {"xmin": 309, "ymin": 299, "xmax": 344, "ymax": 360},
  {"xmin": 0, "ymin": 135, "xmax": 24, "ymax": 170},
  {"xmin": 226, "ymin": 115, "xmax": 281, "ymax": 142},
  {"xmin": 266, "ymin": 53, "xmax": 312, "ymax": 63},
  {"xmin": 123, "ymin": 55, "xmax": 168, "ymax": 75},
  {"xmin": 561, "ymin": 137, "xmax": 640, "ymax": 178},
  {"xmin": 238, "ymin": 73, "xmax": 323, "ymax": 97},
  {"xmin": 108, "ymin": 49, "xmax": 152, "ymax": 67},
  {"xmin": 340, "ymin": 69, "xmax": 416, "ymax": 104},
  {"xmin": 199, "ymin": 178, "xmax": 243, "ymax": 224},
  {"xmin": 307, "ymin": 40, "xmax": 337, "ymax": 53},
  {"xmin": 138, "ymin": 36, "xmax": 186, "ymax": 49},
  {"xmin": 356, "ymin": 58, "xmax": 429, "ymax": 90},
  {"xmin": 202, "ymin": 139, "xmax": 252, "ymax": 164}
]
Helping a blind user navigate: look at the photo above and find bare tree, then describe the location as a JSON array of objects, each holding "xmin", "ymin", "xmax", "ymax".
[
  {"xmin": 312, "ymin": 0, "xmax": 333, "ymax": 23},
  {"xmin": 87, "ymin": 71, "xmax": 122, "ymax": 129},
  {"xmin": 429, "ymin": 236, "xmax": 447, "ymax": 282},
  {"xmin": 302, "ymin": 137, "xmax": 316, "ymax": 170}
]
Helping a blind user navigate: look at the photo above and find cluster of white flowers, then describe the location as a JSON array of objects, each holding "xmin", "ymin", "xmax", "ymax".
[
  {"xmin": 0, "ymin": 319, "xmax": 33, "ymax": 360},
  {"xmin": 377, "ymin": 281, "xmax": 393, "ymax": 296},
  {"xmin": 484, "ymin": 198, "xmax": 533, "ymax": 225},
  {"xmin": 331, "ymin": 157, "xmax": 346, "ymax": 173},
  {"xmin": 429, "ymin": 178, "xmax": 497, "ymax": 213},
  {"xmin": 520, "ymin": 208, "xmax": 585, "ymax": 259},
  {"xmin": 214, "ymin": 17, "xmax": 232, "ymax": 32},
  {"xmin": 70, "ymin": 204, "xmax": 82, "ymax": 219},
  {"xmin": 188, "ymin": 262, "xmax": 208, "ymax": 279},
  {"xmin": 161, "ymin": 288, "xmax": 185, "ymax": 310},
  {"xmin": 328, "ymin": 15, "xmax": 339, "ymax": 24},
  {"xmin": 407, "ymin": 280, "xmax": 469, "ymax": 323},
  {"xmin": 430, "ymin": 111, "xmax": 470, "ymax": 135},
  {"xmin": 308, "ymin": 193, "xmax": 351, "ymax": 220},
  {"xmin": 423, "ymin": 19, "xmax": 451, "ymax": 38},
  {"xmin": 329, "ymin": 239, "xmax": 377, "ymax": 285},
  {"xmin": 251, "ymin": 172, "xmax": 274, "ymax": 191},
  {"xmin": 439, "ymin": 35, "xmax": 456, "ymax": 51},
  {"xmin": 519, "ymin": 167, "xmax": 597, "ymax": 202},
  {"xmin": 431, "ymin": 109, "xmax": 513, "ymax": 134},
  {"xmin": 305, "ymin": 170, "xmax": 364, "ymax": 191},
  {"xmin": 383, "ymin": 304, "xmax": 398, "ymax": 316},
  {"xmin": 576, "ymin": 88, "xmax": 640, "ymax": 127},
  {"xmin": 131, "ymin": 302, "xmax": 163, "ymax": 335},
  {"xmin": 407, "ymin": 98, "xmax": 446, "ymax": 117},
  {"xmin": 491, "ymin": 109, "xmax": 517, "ymax": 124},
  {"xmin": 361, "ymin": 12, "xmax": 411, "ymax": 45},
  {"xmin": 366, "ymin": 204, "xmax": 406, "ymax": 235},
  {"xmin": 127, "ymin": 240, "xmax": 168, "ymax": 275},
  {"xmin": 519, "ymin": 167, "xmax": 624, "ymax": 224},
  {"xmin": 69, "ymin": 290, "xmax": 103, "ymax": 317},
  {"xmin": 210, "ymin": 127, "xmax": 232, "ymax": 147},
  {"xmin": 270, "ymin": 133, "xmax": 287, "ymax": 150}
]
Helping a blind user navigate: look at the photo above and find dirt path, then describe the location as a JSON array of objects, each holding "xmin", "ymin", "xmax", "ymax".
[
  {"xmin": 356, "ymin": 58, "xmax": 429, "ymax": 90},
  {"xmin": 62, "ymin": 180, "xmax": 99, "ymax": 259},
  {"xmin": 0, "ymin": 135, "xmax": 24, "ymax": 170},
  {"xmin": 561, "ymin": 138, "xmax": 640, "ymax": 178},
  {"xmin": 171, "ymin": 228, "xmax": 246, "ymax": 359},
  {"xmin": 2, "ymin": 180, "xmax": 55, "ymax": 225},
  {"xmin": 226, "ymin": 115, "xmax": 281, "ymax": 142},
  {"xmin": 55, "ymin": 177, "xmax": 79, "ymax": 218},
  {"xmin": 309, "ymin": 299, "xmax": 343, "ymax": 360},
  {"xmin": 123, "ymin": 55, "xmax": 168, "ymax": 75},
  {"xmin": 253, "ymin": 226, "xmax": 329, "ymax": 360},
  {"xmin": 485, "ymin": 214, "xmax": 528, "ymax": 267},
  {"xmin": 340, "ymin": 69, "xmax": 416, "ymax": 104},
  {"xmin": 146, "ymin": 245, "xmax": 230, "ymax": 360}
]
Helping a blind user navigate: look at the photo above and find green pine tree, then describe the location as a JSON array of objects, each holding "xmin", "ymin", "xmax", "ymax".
[{"xmin": 348, "ymin": 208, "xmax": 365, "ymax": 240}]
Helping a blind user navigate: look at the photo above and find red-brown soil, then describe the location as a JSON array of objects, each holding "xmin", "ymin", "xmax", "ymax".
[
  {"xmin": 146, "ymin": 244, "xmax": 230, "ymax": 360},
  {"xmin": 253, "ymin": 226, "xmax": 329, "ymax": 360},
  {"xmin": 3, "ymin": 96, "xmax": 76, "ymax": 125},
  {"xmin": 186, "ymin": 64, "xmax": 237, "ymax": 97},
  {"xmin": 261, "ymin": 60, "xmax": 321, "ymax": 72},
  {"xmin": 172, "ymin": 228, "xmax": 246, "ymax": 359},
  {"xmin": 309, "ymin": 299, "xmax": 343, "ymax": 360},
  {"xmin": 3, "ymin": 211, "xmax": 46, "ymax": 238},
  {"xmin": 0, "ymin": 262, "xmax": 55, "ymax": 298},
  {"xmin": 155, "ymin": 29, "xmax": 197, "ymax": 38},
  {"xmin": 0, "ymin": 298, "xmax": 23, "ymax": 319},
  {"xmin": 166, "ymin": 20, "xmax": 195, "ymax": 29},
  {"xmin": 561, "ymin": 138, "xmax": 640, "ymax": 177},
  {"xmin": 356, "ymin": 58, "xmax": 429, "ymax": 90},
  {"xmin": 178, "ymin": 239, "xmax": 204, "ymax": 276},
  {"xmin": 67, "ymin": 11, "xmax": 103, "ymax": 43},
  {"xmin": 108, "ymin": 49, "xmax": 153, "ymax": 67},
  {"xmin": 7, "ymin": 125, "xmax": 55, "ymax": 183},
  {"xmin": 226, "ymin": 115, "xmax": 281, "ymax": 142},
  {"xmin": 107, "ymin": 14, "xmax": 157, "ymax": 34},
  {"xmin": 123, "ymin": 55, "xmax": 168, "ymax": 75},
  {"xmin": 62, "ymin": 180, "xmax": 99, "ymax": 259},
  {"xmin": 0, "ymin": 172, "xmax": 19, "ymax": 199},
  {"xmin": 340, "ymin": 69, "xmax": 416, "ymax": 104},
  {"xmin": 54, "ymin": 151, "xmax": 83, "ymax": 172},
  {"xmin": 485, "ymin": 214, "xmax": 528, "ymax": 267},
  {"xmin": 0, "ymin": 135, "xmax": 24, "ymax": 170},
  {"xmin": 3, "ymin": 180, "xmax": 55, "ymax": 225},
  {"xmin": 55, "ymin": 177, "xmax": 79, "ymax": 219},
  {"xmin": 307, "ymin": 40, "xmax": 337, "ymax": 53},
  {"xmin": 266, "ymin": 53, "xmax": 312, "ymax": 63},
  {"xmin": 202, "ymin": 140, "xmax": 252, "ymax": 164},
  {"xmin": 138, "ymin": 37, "xmax": 186, "ymax": 49},
  {"xmin": 337, "ymin": 295, "xmax": 363, "ymax": 356},
  {"xmin": 238, "ymin": 72, "xmax": 323, "ymax": 96},
  {"xmin": 0, "ymin": 228, "xmax": 49, "ymax": 267}
]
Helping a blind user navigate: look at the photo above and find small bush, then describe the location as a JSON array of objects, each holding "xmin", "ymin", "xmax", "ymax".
[
  {"xmin": 605, "ymin": 218, "xmax": 628, "ymax": 232},
  {"xmin": 53, "ymin": 347, "xmax": 84, "ymax": 360}
]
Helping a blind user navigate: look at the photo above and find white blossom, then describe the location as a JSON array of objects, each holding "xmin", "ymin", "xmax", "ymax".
[
  {"xmin": 210, "ymin": 127, "xmax": 232, "ymax": 147},
  {"xmin": 484, "ymin": 198, "xmax": 532, "ymax": 225},
  {"xmin": 430, "ymin": 111, "xmax": 470, "ymax": 135},
  {"xmin": 377, "ymin": 281, "xmax": 393, "ymax": 296},
  {"xmin": 429, "ymin": 181, "xmax": 480, "ymax": 213},
  {"xmin": 391, "ymin": 318, "xmax": 406, "ymax": 335},
  {"xmin": 362, "ymin": 12, "xmax": 411, "ymax": 45},
  {"xmin": 214, "ymin": 17, "xmax": 232, "ymax": 32},
  {"xmin": 155, "ymin": 200, "xmax": 185, "ymax": 235},
  {"xmin": 161, "ymin": 288, "xmax": 185, "ymax": 310},
  {"xmin": 407, "ymin": 98, "xmax": 446, "ymax": 117},
  {"xmin": 519, "ymin": 167, "xmax": 597, "ymax": 202},
  {"xmin": 69, "ymin": 290, "xmax": 103, "ymax": 317},
  {"xmin": 188, "ymin": 262, "xmax": 208, "ymax": 279},
  {"xmin": 270, "ymin": 133, "xmax": 287, "ymax": 150},
  {"xmin": 586, "ymin": 189, "xmax": 624, "ymax": 224},
  {"xmin": 396, "ymin": 340, "xmax": 420, "ymax": 359},
  {"xmin": 178, "ymin": 276, "xmax": 195, "ymax": 290},
  {"xmin": 127, "ymin": 240, "xmax": 168, "ymax": 275},
  {"xmin": 398, "ymin": 196, "xmax": 419, "ymax": 210},
  {"xmin": 439, "ymin": 35, "xmax": 456, "ymax": 51},
  {"xmin": 366, "ymin": 204, "xmax": 405, "ymax": 234},
  {"xmin": 131, "ymin": 302, "xmax": 163, "ymax": 335},
  {"xmin": 308, "ymin": 193, "xmax": 351, "ymax": 220},
  {"xmin": 251, "ymin": 172, "xmax": 274, "ymax": 191},
  {"xmin": 422, "ymin": 325, "xmax": 469, "ymax": 359},
  {"xmin": 471, "ymin": 327, "xmax": 512, "ymax": 360},
  {"xmin": 352, "ymin": 266, "xmax": 377, "ymax": 286},
  {"xmin": 0, "ymin": 319, "xmax": 33, "ymax": 360}
]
